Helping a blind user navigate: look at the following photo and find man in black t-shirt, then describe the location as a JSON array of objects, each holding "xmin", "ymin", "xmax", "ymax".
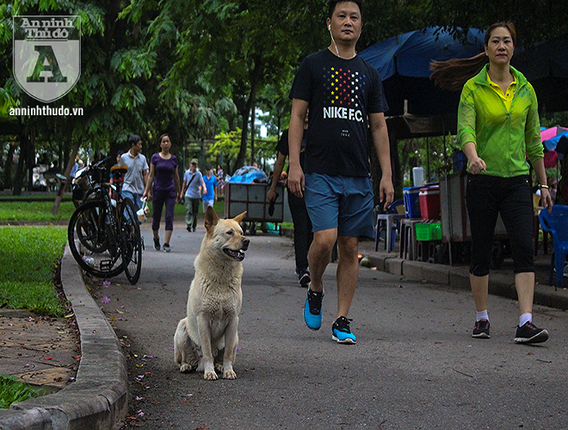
[{"xmin": 288, "ymin": 0, "xmax": 394, "ymax": 344}]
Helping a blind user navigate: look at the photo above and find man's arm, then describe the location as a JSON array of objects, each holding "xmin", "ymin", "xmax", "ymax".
[
  {"xmin": 143, "ymin": 169, "xmax": 149, "ymax": 192},
  {"xmin": 180, "ymin": 177, "xmax": 188, "ymax": 200},
  {"xmin": 268, "ymin": 151, "xmax": 286, "ymax": 202},
  {"xmin": 369, "ymin": 112, "xmax": 394, "ymax": 208},
  {"xmin": 287, "ymin": 99, "xmax": 309, "ymax": 198}
]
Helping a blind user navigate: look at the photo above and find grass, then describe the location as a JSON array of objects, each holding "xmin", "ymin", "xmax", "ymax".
[
  {"xmin": 0, "ymin": 226, "xmax": 66, "ymax": 408},
  {"xmin": 0, "ymin": 226, "xmax": 67, "ymax": 316},
  {"xmin": 0, "ymin": 196, "xmax": 226, "ymax": 224},
  {"xmin": 0, "ymin": 200, "xmax": 76, "ymax": 223},
  {"xmin": 0, "ymin": 375, "xmax": 45, "ymax": 409}
]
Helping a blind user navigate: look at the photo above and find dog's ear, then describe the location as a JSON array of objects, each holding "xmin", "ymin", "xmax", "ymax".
[
  {"xmin": 233, "ymin": 211, "xmax": 247, "ymax": 224},
  {"xmin": 204, "ymin": 206, "xmax": 220, "ymax": 233}
]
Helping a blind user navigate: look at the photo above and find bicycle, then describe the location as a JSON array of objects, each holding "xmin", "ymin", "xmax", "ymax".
[{"xmin": 68, "ymin": 157, "xmax": 143, "ymax": 284}]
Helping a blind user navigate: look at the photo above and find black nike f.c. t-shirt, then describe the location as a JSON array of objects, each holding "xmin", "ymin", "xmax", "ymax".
[{"xmin": 289, "ymin": 49, "xmax": 388, "ymax": 177}]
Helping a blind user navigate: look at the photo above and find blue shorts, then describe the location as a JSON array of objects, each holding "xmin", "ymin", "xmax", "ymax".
[{"xmin": 304, "ymin": 173, "xmax": 374, "ymax": 238}]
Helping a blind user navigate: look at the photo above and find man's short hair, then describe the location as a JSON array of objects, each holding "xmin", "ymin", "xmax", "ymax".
[
  {"xmin": 127, "ymin": 134, "xmax": 141, "ymax": 147},
  {"xmin": 328, "ymin": 0, "xmax": 363, "ymax": 18}
]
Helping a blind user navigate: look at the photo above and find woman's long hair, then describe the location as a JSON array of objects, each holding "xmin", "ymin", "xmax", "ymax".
[{"xmin": 430, "ymin": 22, "xmax": 517, "ymax": 91}]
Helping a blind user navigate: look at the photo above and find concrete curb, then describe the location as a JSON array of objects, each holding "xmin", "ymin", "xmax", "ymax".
[
  {"xmin": 363, "ymin": 253, "xmax": 568, "ymax": 311},
  {"xmin": 0, "ymin": 246, "xmax": 128, "ymax": 430},
  {"xmin": 279, "ymin": 227, "xmax": 568, "ymax": 310}
]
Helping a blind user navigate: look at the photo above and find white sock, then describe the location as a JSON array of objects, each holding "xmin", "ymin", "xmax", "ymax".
[
  {"xmin": 519, "ymin": 313, "xmax": 532, "ymax": 327},
  {"xmin": 476, "ymin": 310, "xmax": 489, "ymax": 322}
]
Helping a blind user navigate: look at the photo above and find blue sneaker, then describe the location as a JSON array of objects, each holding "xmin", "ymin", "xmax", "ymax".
[
  {"xmin": 332, "ymin": 316, "xmax": 356, "ymax": 344},
  {"xmin": 304, "ymin": 288, "xmax": 324, "ymax": 330}
]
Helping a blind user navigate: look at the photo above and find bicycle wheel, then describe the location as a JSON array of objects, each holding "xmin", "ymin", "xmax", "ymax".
[
  {"xmin": 119, "ymin": 197, "xmax": 142, "ymax": 284},
  {"xmin": 68, "ymin": 199, "xmax": 124, "ymax": 278},
  {"xmin": 72, "ymin": 199, "xmax": 108, "ymax": 253}
]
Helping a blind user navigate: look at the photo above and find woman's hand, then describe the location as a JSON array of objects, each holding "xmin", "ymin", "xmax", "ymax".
[
  {"xmin": 540, "ymin": 188, "xmax": 553, "ymax": 213},
  {"xmin": 468, "ymin": 156, "xmax": 487, "ymax": 175}
]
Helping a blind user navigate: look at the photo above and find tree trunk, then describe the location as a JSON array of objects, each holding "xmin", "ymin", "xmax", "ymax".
[
  {"xmin": 51, "ymin": 140, "xmax": 80, "ymax": 215},
  {"xmin": 250, "ymin": 100, "xmax": 256, "ymax": 165},
  {"xmin": 235, "ymin": 89, "xmax": 255, "ymax": 171},
  {"xmin": 27, "ymin": 127, "xmax": 36, "ymax": 191},
  {"xmin": 13, "ymin": 132, "xmax": 29, "ymax": 196},
  {"xmin": 3, "ymin": 143, "xmax": 16, "ymax": 190}
]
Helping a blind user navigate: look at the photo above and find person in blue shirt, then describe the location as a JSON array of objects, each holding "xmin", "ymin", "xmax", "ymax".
[{"xmin": 202, "ymin": 163, "xmax": 218, "ymax": 213}]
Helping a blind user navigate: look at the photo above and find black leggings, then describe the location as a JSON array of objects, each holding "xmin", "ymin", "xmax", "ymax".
[
  {"xmin": 466, "ymin": 174, "xmax": 534, "ymax": 276},
  {"xmin": 288, "ymin": 190, "xmax": 313, "ymax": 273}
]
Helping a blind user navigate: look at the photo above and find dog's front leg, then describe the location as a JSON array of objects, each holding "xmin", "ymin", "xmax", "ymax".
[
  {"xmin": 222, "ymin": 316, "xmax": 239, "ymax": 379},
  {"xmin": 196, "ymin": 314, "xmax": 217, "ymax": 380}
]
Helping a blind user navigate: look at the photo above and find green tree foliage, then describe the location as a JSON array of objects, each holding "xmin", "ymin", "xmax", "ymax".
[
  {"xmin": 123, "ymin": 0, "xmax": 324, "ymax": 173},
  {"xmin": 425, "ymin": 0, "xmax": 568, "ymax": 47},
  {"xmin": 1, "ymin": 0, "xmax": 567, "ymax": 194}
]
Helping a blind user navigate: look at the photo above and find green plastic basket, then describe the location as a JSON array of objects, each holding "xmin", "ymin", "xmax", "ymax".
[{"xmin": 415, "ymin": 222, "xmax": 442, "ymax": 241}]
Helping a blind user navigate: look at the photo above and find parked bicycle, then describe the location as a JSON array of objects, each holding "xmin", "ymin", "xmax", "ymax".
[{"xmin": 67, "ymin": 157, "xmax": 143, "ymax": 284}]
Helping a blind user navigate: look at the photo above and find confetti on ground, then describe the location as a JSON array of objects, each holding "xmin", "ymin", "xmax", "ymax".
[{"xmin": 101, "ymin": 296, "xmax": 111, "ymax": 304}]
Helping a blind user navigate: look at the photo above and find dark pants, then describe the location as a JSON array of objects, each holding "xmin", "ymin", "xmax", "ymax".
[
  {"xmin": 185, "ymin": 197, "xmax": 200, "ymax": 229},
  {"xmin": 152, "ymin": 189, "xmax": 176, "ymax": 231},
  {"xmin": 288, "ymin": 190, "xmax": 313, "ymax": 273},
  {"xmin": 466, "ymin": 174, "xmax": 534, "ymax": 276}
]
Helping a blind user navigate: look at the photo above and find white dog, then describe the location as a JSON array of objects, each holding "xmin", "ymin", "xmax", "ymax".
[{"xmin": 174, "ymin": 206, "xmax": 249, "ymax": 380}]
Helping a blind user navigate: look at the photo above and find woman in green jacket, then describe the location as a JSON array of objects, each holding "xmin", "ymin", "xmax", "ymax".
[{"xmin": 432, "ymin": 22, "xmax": 552, "ymax": 344}]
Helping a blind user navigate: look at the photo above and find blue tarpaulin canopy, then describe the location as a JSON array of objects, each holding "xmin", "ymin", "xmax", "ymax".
[
  {"xmin": 360, "ymin": 28, "xmax": 568, "ymax": 118},
  {"xmin": 359, "ymin": 27, "xmax": 485, "ymax": 116}
]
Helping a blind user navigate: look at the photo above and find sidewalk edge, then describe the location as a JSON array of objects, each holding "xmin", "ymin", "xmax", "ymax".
[{"xmin": 0, "ymin": 246, "xmax": 128, "ymax": 430}]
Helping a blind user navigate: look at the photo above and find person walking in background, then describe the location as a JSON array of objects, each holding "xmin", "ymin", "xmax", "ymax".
[
  {"xmin": 431, "ymin": 22, "xmax": 552, "ymax": 343},
  {"xmin": 121, "ymin": 135, "xmax": 149, "ymax": 211},
  {"xmin": 202, "ymin": 163, "xmax": 217, "ymax": 213},
  {"xmin": 287, "ymin": 0, "xmax": 394, "ymax": 344},
  {"xmin": 143, "ymin": 133, "xmax": 181, "ymax": 253},
  {"xmin": 180, "ymin": 158, "xmax": 206, "ymax": 232},
  {"xmin": 268, "ymin": 112, "xmax": 313, "ymax": 287},
  {"xmin": 70, "ymin": 158, "xmax": 80, "ymax": 180}
]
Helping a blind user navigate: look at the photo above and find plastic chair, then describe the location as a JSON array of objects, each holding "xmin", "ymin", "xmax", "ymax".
[
  {"xmin": 539, "ymin": 205, "xmax": 568, "ymax": 289},
  {"xmin": 375, "ymin": 200, "xmax": 404, "ymax": 252}
]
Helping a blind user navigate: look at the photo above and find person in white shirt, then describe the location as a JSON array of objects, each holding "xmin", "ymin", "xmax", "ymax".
[{"xmin": 120, "ymin": 134, "xmax": 149, "ymax": 211}]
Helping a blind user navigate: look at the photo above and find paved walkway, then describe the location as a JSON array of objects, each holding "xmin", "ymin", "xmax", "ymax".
[{"xmin": 1, "ymin": 221, "xmax": 566, "ymax": 429}]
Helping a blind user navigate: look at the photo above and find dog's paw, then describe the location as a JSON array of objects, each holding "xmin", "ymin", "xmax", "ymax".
[
  {"xmin": 179, "ymin": 363, "xmax": 192, "ymax": 373},
  {"xmin": 223, "ymin": 370, "xmax": 237, "ymax": 380},
  {"xmin": 204, "ymin": 370, "xmax": 218, "ymax": 380}
]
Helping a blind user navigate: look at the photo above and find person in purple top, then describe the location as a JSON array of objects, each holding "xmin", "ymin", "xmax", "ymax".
[{"xmin": 143, "ymin": 133, "xmax": 181, "ymax": 252}]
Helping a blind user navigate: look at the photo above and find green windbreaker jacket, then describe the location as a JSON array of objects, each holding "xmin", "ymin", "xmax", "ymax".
[{"xmin": 458, "ymin": 64, "xmax": 543, "ymax": 177}]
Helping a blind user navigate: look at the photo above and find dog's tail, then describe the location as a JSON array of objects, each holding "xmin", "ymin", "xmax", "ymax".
[{"xmin": 173, "ymin": 318, "xmax": 188, "ymax": 365}]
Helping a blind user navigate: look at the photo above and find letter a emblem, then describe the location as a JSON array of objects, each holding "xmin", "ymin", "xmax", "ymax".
[
  {"xmin": 13, "ymin": 15, "xmax": 80, "ymax": 103},
  {"xmin": 27, "ymin": 45, "xmax": 68, "ymax": 83}
]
